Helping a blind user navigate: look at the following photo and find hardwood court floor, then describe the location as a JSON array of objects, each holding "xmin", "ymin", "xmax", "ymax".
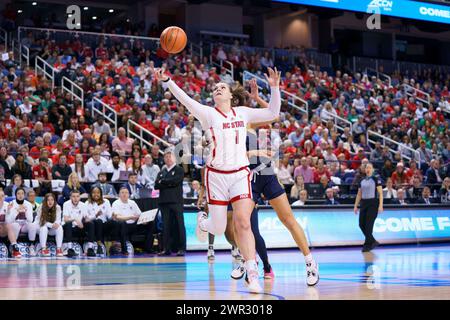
[{"xmin": 0, "ymin": 243, "xmax": 449, "ymax": 300}]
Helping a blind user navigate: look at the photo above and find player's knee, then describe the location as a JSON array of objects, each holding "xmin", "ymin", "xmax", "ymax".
[
  {"xmin": 281, "ymin": 215, "xmax": 296, "ymax": 229},
  {"xmin": 234, "ymin": 216, "xmax": 251, "ymax": 232}
]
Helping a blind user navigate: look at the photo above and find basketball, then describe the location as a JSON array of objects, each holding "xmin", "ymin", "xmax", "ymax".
[{"xmin": 160, "ymin": 26, "xmax": 187, "ymax": 54}]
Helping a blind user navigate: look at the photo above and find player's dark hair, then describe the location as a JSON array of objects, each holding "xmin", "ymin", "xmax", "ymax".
[{"xmin": 231, "ymin": 84, "xmax": 247, "ymax": 107}]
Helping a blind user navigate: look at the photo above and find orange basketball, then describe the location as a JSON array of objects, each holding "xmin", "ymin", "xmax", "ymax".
[{"xmin": 160, "ymin": 26, "xmax": 187, "ymax": 54}]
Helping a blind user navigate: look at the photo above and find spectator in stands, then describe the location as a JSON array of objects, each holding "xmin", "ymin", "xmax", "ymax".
[
  {"xmin": 408, "ymin": 176, "xmax": 423, "ymax": 200},
  {"xmin": 127, "ymin": 157, "xmax": 146, "ymax": 186},
  {"xmin": 325, "ymin": 188, "xmax": 340, "ymax": 205},
  {"xmin": 51, "ymin": 154, "xmax": 72, "ymax": 181},
  {"xmin": 381, "ymin": 159, "xmax": 395, "ymax": 182},
  {"xmin": 416, "ymin": 187, "xmax": 435, "ymax": 205},
  {"xmin": 439, "ymin": 177, "xmax": 450, "ymax": 203},
  {"xmin": 4, "ymin": 174, "xmax": 26, "ymax": 197},
  {"xmin": 11, "ymin": 153, "xmax": 32, "ymax": 180},
  {"xmin": 313, "ymin": 159, "xmax": 330, "ymax": 183},
  {"xmin": 112, "ymin": 127, "xmax": 134, "ymax": 157},
  {"xmin": 392, "ymin": 188, "xmax": 409, "ymax": 205},
  {"xmin": 62, "ymin": 189, "xmax": 87, "ymax": 258},
  {"xmin": 382, "ymin": 178, "xmax": 397, "ymax": 199},
  {"xmin": 426, "ymin": 159, "xmax": 445, "ymax": 185},
  {"xmin": 288, "ymin": 127, "xmax": 302, "ymax": 148},
  {"xmin": 155, "ymin": 149, "xmax": 186, "ymax": 256},
  {"xmin": 0, "ymin": 147, "xmax": 13, "ymax": 178},
  {"xmin": 112, "ymin": 186, "xmax": 154, "ymax": 255},
  {"xmin": 416, "ymin": 140, "xmax": 433, "ymax": 167},
  {"xmin": 32, "ymin": 157, "xmax": 52, "ymax": 196},
  {"xmin": 408, "ymin": 160, "xmax": 423, "ymax": 183},
  {"xmin": 370, "ymin": 142, "xmax": 383, "ymax": 165},
  {"xmin": 186, "ymin": 180, "xmax": 201, "ymax": 199},
  {"xmin": 323, "ymin": 144, "xmax": 338, "ymax": 166},
  {"xmin": 35, "ymin": 193, "xmax": 64, "ymax": 257},
  {"xmin": 107, "ymin": 152, "xmax": 126, "ymax": 182},
  {"xmin": 290, "ymin": 175, "xmax": 305, "ymax": 201},
  {"xmin": 141, "ymin": 154, "xmax": 160, "ymax": 190},
  {"xmin": 391, "ymin": 162, "xmax": 409, "ymax": 188},
  {"xmin": 61, "ymin": 172, "xmax": 88, "ymax": 204},
  {"xmin": 292, "ymin": 189, "xmax": 309, "ymax": 206},
  {"xmin": 277, "ymin": 155, "xmax": 294, "ymax": 185},
  {"xmin": 92, "ymin": 172, "xmax": 117, "ymax": 199},
  {"xmin": 150, "ymin": 145, "xmax": 165, "ymax": 169},
  {"xmin": 93, "ymin": 116, "xmax": 113, "ymax": 137},
  {"xmin": 351, "ymin": 148, "xmax": 367, "ymax": 170},
  {"xmin": 294, "ymin": 157, "xmax": 314, "ymax": 183},
  {"xmin": 123, "ymin": 172, "xmax": 143, "ymax": 200},
  {"xmin": 85, "ymin": 150, "xmax": 109, "ymax": 182},
  {"xmin": 70, "ymin": 153, "xmax": 87, "ymax": 182}
]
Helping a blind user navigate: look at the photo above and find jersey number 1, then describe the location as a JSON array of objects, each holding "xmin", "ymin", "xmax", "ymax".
[{"xmin": 235, "ymin": 130, "xmax": 239, "ymax": 144}]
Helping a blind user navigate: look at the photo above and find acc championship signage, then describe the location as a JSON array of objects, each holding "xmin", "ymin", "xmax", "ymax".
[
  {"xmin": 277, "ymin": 0, "xmax": 450, "ymax": 24},
  {"xmin": 184, "ymin": 206, "xmax": 450, "ymax": 250}
]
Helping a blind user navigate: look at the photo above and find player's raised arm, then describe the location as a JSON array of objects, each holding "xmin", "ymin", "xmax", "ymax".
[
  {"xmin": 239, "ymin": 67, "xmax": 281, "ymax": 124},
  {"xmin": 248, "ymin": 78, "xmax": 269, "ymax": 109},
  {"xmin": 152, "ymin": 67, "xmax": 210, "ymax": 127}
]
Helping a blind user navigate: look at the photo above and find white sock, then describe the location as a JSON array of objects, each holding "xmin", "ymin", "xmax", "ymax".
[
  {"xmin": 304, "ymin": 253, "xmax": 314, "ymax": 264},
  {"xmin": 88, "ymin": 242, "xmax": 94, "ymax": 249},
  {"xmin": 245, "ymin": 259, "xmax": 258, "ymax": 272},
  {"xmin": 68, "ymin": 242, "xmax": 73, "ymax": 249}
]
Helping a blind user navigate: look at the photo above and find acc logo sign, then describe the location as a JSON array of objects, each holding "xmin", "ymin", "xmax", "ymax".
[{"xmin": 368, "ymin": 0, "xmax": 393, "ymax": 12}]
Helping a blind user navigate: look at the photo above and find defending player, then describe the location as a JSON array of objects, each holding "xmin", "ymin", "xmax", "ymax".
[{"xmin": 230, "ymin": 79, "xmax": 319, "ymax": 286}]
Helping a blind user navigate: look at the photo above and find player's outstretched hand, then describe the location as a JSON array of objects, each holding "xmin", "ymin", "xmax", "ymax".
[
  {"xmin": 248, "ymin": 79, "xmax": 259, "ymax": 101},
  {"xmin": 150, "ymin": 67, "xmax": 169, "ymax": 82},
  {"xmin": 264, "ymin": 67, "xmax": 281, "ymax": 87}
]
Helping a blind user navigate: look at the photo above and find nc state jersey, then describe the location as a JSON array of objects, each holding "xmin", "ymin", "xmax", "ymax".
[
  {"xmin": 162, "ymin": 79, "xmax": 281, "ymax": 171},
  {"xmin": 204, "ymin": 108, "xmax": 249, "ymax": 171}
]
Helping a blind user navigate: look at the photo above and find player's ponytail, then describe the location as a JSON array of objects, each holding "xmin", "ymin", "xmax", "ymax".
[{"xmin": 231, "ymin": 84, "xmax": 247, "ymax": 107}]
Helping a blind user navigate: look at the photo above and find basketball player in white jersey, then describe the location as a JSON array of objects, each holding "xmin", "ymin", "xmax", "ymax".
[{"xmin": 153, "ymin": 67, "xmax": 281, "ymax": 293}]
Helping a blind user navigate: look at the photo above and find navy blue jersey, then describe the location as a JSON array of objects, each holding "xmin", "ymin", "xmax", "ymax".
[{"xmin": 246, "ymin": 129, "xmax": 274, "ymax": 175}]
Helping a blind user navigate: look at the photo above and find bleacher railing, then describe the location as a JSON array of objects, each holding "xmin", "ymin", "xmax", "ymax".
[
  {"xmin": 91, "ymin": 97, "xmax": 118, "ymax": 135},
  {"xmin": 243, "ymin": 70, "xmax": 308, "ymax": 115},
  {"xmin": 62, "ymin": 76, "xmax": 84, "ymax": 108},
  {"xmin": 35, "ymin": 55, "xmax": 56, "ymax": 89},
  {"xmin": 364, "ymin": 67, "xmax": 391, "ymax": 87},
  {"xmin": 209, "ymin": 44, "xmax": 234, "ymax": 79},
  {"xmin": 0, "ymin": 28, "xmax": 7, "ymax": 51},
  {"xmin": 367, "ymin": 130, "xmax": 421, "ymax": 164},
  {"xmin": 11, "ymin": 40, "xmax": 29, "ymax": 67},
  {"xmin": 190, "ymin": 42, "xmax": 203, "ymax": 61},
  {"xmin": 18, "ymin": 27, "xmax": 160, "ymax": 61},
  {"xmin": 402, "ymin": 83, "xmax": 431, "ymax": 106},
  {"xmin": 321, "ymin": 110, "xmax": 353, "ymax": 133},
  {"xmin": 352, "ymin": 55, "xmax": 450, "ymax": 81},
  {"xmin": 127, "ymin": 119, "xmax": 172, "ymax": 155}
]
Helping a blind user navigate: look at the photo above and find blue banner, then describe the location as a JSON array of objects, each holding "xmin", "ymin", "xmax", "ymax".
[
  {"xmin": 275, "ymin": 0, "xmax": 450, "ymax": 24},
  {"xmin": 184, "ymin": 206, "xmax": 450, "ymax": 250}
]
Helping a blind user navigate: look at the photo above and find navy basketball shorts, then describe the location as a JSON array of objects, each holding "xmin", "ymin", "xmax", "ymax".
[{"xmin": 252, "ymin": 173, "xmax": 285, "ymax": 203}]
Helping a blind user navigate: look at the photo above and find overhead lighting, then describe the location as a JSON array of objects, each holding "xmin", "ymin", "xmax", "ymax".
[
  {"xmin": 32, "ymin": 2, "xmax": 37, "ymax": 5},
  {"xmin": 17, "ymin": 10, "xmax": 23, "ymax": 13},
  {"xmin": 126, "ymin": 18, "xmax": 130, "ymax": 22},
  {"xmin": 83, "ymin": 7, "xmax": 88, "ymax": 10},
  {"xmin": 109, "ymin": 9, "xmax": 114, "ymax": 13},
  {"xmin": 92, "ymin": 16, "xmax": 97, "ymax": 20}
]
